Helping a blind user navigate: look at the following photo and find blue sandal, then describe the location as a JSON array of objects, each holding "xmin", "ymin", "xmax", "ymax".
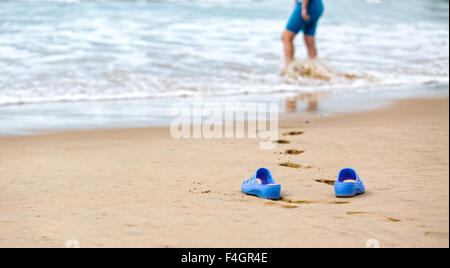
[
  {"xmin": 241, "ymin": 168, "xmax": 281, "ymax": 199},
  {"xmin": 334, "ymin": 168, "xmax": 365, "ymax": 197}
]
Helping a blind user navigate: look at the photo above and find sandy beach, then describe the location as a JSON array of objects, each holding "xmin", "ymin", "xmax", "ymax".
[
  {"xmin": 0, "ymin": 97, "xmax": 448, "ymax": 248},
  {"xmin": 0, "ymin": 0, "xmax": 448, "ymax": 252}
]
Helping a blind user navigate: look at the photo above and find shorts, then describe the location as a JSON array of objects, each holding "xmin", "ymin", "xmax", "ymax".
[{"xmin": 286, "ymin": 0, "xmax": 324, "ymax": 36}]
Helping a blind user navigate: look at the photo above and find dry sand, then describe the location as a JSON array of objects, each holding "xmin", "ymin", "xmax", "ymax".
[{"xmin": 0, "ymin": 97, "xmax": 448, "ymax": 248}]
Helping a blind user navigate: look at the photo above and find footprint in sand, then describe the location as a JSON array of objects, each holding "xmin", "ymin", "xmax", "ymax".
[
  {"xmin": 265, "ymin": 201, "xmax": 298, "ymax": 209},
  {"xmin": 188, "ymin": 181, "xmax": 211, "ymax": 194},
  {"xmin": 285, "ymin": 149, "xmax": 305, "ymax": 155},
  {"xmin": 424, "ymin": 232, "xmax": 449, "ymax": 238},
  {"xmin": 283, "ymin": 131, "xmax": 304, "ymax": 136},
  {"xmin": 315, "ymin": 179, "xmax": 336, "ymax": 186},
  {"xmin": 275, "ymin": 139, "xmax": 290, "ymax": 144},
  {"xmin": 281, "ymin": 198, "xmax": 349, "ymax": 205},
  {"xmin": 189, "ymin": 188, "xmax": 212, "ymax": 194},
  {"xmin": 246, "ymin": 196, "xmax": 348, "ymax": 209},
  {"xmin": 346, "ymin": 211, "xmax": 401, "ymax": 222},
  {"xmin": 279, "ymin": 162, "xmax": 301, "ymax": 169},
  {"xmin": 279, "ymin": 162, "xmax": 313, "ymax": 169}
]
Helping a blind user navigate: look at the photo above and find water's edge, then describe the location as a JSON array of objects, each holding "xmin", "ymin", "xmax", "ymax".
[{"xmin": 0, "ymin": 84, "xmax": 448, "ymax": 137}]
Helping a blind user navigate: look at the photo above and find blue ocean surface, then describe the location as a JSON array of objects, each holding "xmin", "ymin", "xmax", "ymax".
[{"xmin": 0, "ymin": 0, "xmax": 448, "ymax": 105}]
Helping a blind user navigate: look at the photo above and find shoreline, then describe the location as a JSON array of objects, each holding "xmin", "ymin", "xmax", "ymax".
[
  {"xmin": 0, "ymin": 84, "xmax": 448, "ymax": 137},
  {"xmin": 0, "ymin": 97, "xmax": 448, "ymax": 248}
]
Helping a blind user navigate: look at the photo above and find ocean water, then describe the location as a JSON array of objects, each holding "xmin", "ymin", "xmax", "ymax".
[{"xmin": 0, "ymin": 0, "xmax": 449, "ymax": 106}]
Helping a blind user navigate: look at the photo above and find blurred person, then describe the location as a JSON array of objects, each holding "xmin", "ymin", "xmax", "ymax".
[{"xmin": 282, "ymin": 0, "xmax": 324, "ymax": 67}]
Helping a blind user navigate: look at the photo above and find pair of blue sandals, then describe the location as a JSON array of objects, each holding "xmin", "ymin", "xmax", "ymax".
[{"xmin": 241, "ymin": 168, "xmax": 365, "ymax": 199}]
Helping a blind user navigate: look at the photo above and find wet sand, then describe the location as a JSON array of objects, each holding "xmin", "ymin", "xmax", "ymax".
[{"xmin": 0, "ymin": 97, "xmax": 448, "ymax": 248}]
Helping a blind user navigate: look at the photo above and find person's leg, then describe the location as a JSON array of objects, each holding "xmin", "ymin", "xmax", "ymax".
[
  {"xmin": 303, "ymin": 35, "xmax": 317, "ymax": 58},
  {"xmin": 303, "ymin": 7, "xmax": 323, "ymax": 59},
  {"xmin": 283, "ymin": 3, "xmax": 304, "ymax": 67},
  {"xmin": 282, "ymin": 30, "xmax": 297, "ymax": 66}
]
